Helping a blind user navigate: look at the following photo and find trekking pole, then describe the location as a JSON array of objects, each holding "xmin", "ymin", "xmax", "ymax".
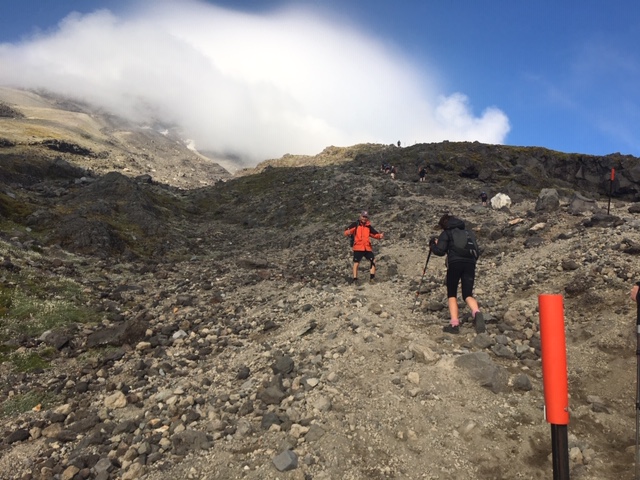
[{"xmin": 411, "ymin": 250, "xmax": 431, "ymax": 313}]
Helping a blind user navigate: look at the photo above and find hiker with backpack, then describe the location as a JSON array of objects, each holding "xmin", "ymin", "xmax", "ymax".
[
  {"xmin": 418, "ymin": 166, "xmax": 427, "ymax": 182},
  {"xmin": 429, "ymin": 213, "xmax": 485, "ymax": 334},
  {"xmin": 344, "ymin": 211, "xmax": 384, "ymax": 284}
]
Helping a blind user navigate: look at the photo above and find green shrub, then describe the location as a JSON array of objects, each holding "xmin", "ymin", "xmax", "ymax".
[
  {"xmin": 1, "ymin": 390, "xmax": 57, "ymax": 417},
  {"xmin": 10, "ymin": 352, "xmax": 50, "ymax": 372},
  {"xmin": 0, "ymin": 262, "xmax": 100, "ymax": 347}
]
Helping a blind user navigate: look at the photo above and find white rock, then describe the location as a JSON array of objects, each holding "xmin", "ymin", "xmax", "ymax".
[
  {"xmin": 407, "ymin": 372, "xmax": 420, "ymax": 385},
  {"xmin": 490, "ymin": 193, "xmax": 512, "ymax": 209},
  {"xmin": 104, "ymin": 391, "xmax": 127, "ymax": 409}
]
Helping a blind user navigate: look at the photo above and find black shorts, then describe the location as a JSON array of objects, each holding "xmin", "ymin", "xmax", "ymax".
[
  {"xmin": 446, "ymin": 261, "xmax": 475, "ymax": 299},
  {"xmin": 353, "ymin": 250, "xmax": 375, "ymax": 263}
]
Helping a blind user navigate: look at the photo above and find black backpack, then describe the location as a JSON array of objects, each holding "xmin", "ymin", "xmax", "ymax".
[
  {"xmin": 347, "ymin": 221, "xmax": 358, "ymax": 247},
  {"xmin": 447, "ymin": 229, "xmax": 479, "ymax": 259}
]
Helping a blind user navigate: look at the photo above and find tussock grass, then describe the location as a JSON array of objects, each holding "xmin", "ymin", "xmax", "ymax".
[
  {"xmin": 2, "ymin": 287, "xmax": 90, "ymax": 332},
  {"xmin": 0, "ymin": 239, "xmax": 100, "ymax": 366},
  {"xmin": 1, "ymin": 390, "xmax": 58, "ymax": 417},
  {"xmin": 10, "ymin": 351, "xmax": 51, "ymax": 372}
]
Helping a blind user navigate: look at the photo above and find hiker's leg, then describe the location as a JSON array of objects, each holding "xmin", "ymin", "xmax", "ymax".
[
  {"xmin": 352, "ymin": 251, "xmax": 365, "ymax": 279},
  {"xmin": 369, "ymin": 256, "xmax": 376, "ymax": 276},
  {"xmin": 465, "ymin": 296, "xmax": 479, "ymax": 312},
  {"xmin": 464, "ymin": 294, "xmax": 484, "ymax": 332},
  {"xmin": 461, "ymin": 263, "xmax": 483, "ymax": 331},
  {"xmin": 446, "ymin": 265, "xmax": 462, "ymax": 326},
  {"xmin": 460, "ymin": 263, "xmax": 476, "ymax": 312},
  {"xmin": 448, "ymin": 297, "xmax": 459, "ymax": 323}
]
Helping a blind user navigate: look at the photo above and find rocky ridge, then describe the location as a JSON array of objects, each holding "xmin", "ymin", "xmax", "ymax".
[{"xmin": 0, "ymin": 87, "xmax": 231, "ymax": 189}]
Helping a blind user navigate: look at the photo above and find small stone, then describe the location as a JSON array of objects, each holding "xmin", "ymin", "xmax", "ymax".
[
  {"xmin": 136, "ymin": 341, "xmax": 151, "ymax": 351},
  {"xmin": 272, "ymin": 450, "xmax": 298, "ymax": 472},
  {"xmin": 61, "ymin": 465, "xmax": 80, "ymax": 480},
  {"xmin": 6, "ymin": 428, "xmax": 30, "ymax": 444},
  {"xmin": 104, "ymin": 391, "xmax": 128, "ymax": 409}
]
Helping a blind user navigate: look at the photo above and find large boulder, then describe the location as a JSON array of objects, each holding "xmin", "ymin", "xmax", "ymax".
[
  {"xmin": 535, "ymin": 188, "xmax": 560, "ymax": 212},
  {"xmin": 490, "ymin": 193, "xmax": 512, "ymax": 210},
  {"xmin": 568, "ymin": 192, "xmax": 600, "ymax": 215}
]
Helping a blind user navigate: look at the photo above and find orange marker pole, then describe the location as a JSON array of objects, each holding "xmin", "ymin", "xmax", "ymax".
[
  {"xmin": 608, "ymin": 168, "xmax": 615, "ymax": 214},
  {"xmin": 539, "ymin": 294, "xmax": 570, "ymax": 480},
  {"xmin": 635, "ymin": 286, "xmax": 640, "ymax": 480}
]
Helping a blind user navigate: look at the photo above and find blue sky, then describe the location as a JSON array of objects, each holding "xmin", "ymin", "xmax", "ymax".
[{"xmin": 1, "ymin": 0, "xmax": 639, "ymax": 162}]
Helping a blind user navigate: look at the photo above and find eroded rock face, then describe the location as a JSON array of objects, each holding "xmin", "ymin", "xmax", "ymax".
[{"xmin": 0, "ymin": 101, "xmax": 24, "ymax": 118}]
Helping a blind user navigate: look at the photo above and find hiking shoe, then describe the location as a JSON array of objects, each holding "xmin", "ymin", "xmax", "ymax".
[
  {"xmin": 474, "ymin": 312, "xmax": 486, "ymax": 334},
  {"xmin": 369, "ymin": 278, "xmax": 376, "ymax": 284},
  {"xmin": 443, "ymin": 324, "xmax": 460, "ymax": 334},
  {"xmin": 351, "ymin": 278, "xmax": 358, "ymax": 285}
]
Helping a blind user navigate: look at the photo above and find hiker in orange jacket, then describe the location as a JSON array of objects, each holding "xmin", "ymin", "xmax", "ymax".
[{"xmin": 344, "ymin": 211, "xmax": 384, "ymax": 284}]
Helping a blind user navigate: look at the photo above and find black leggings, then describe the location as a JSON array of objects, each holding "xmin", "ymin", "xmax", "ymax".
[{"xmin": 446, "ymin": 262, "xmax": 476, "ymax": 299}]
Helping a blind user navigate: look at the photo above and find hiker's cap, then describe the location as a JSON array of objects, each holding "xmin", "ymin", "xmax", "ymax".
[{"xmin": 360, "ymin": 210, "xmax": 369, "ymax": 217}]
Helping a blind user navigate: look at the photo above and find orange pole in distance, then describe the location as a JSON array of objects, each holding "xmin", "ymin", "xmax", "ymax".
[
  {"xmin": 539, "ymin": 294, "xmax": 569, "ymax": 425},
  {"xmin": 608, "ymin": 168, "xmax": 615, "ymax": 214}
]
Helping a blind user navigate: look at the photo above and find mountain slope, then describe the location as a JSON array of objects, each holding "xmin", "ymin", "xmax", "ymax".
[
  {"xmin": 0, "ymin": 93, "xmax": 639, "ymax": 479},
  {"xmin": 0, "ymin": 87, "xmax": 231, "ymax": 189}
]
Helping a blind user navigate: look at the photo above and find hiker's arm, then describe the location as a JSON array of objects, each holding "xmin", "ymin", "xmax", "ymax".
[
  {"xmin": 631, "ymin": 283, "xmax": 639, "ymax": 302},
  {"xmin": 369, "ymin": 227, "xmax": 383, "ymax": 239},
  {"xmin": 344, "ymin": 222, "xmax": 358, "ymax": 236},
  {"xmin": 430, "ymin": 232, "xmax": 448, "ymax": 256}
]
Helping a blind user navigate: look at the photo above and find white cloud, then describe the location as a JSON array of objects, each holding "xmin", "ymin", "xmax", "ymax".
[{"xmin": 0, "ymin": 0, "xmax": 510, "ymax": 163}]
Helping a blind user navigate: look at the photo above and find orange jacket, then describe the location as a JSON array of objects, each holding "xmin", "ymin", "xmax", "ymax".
[{"xmin": 344, "ymin": 219, "xmax": 383, "ymax": 251}]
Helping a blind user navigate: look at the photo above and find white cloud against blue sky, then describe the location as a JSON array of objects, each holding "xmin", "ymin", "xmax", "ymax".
[{"xmin": 0, "ymin": 0, "xmax": 638, "ymax": 161}]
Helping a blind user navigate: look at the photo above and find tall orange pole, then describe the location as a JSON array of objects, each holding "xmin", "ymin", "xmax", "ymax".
[
  {"xmin": 635, "ymin": 285, "xmax": 640, "ymax": 480},
  {"xmin": 539, "ymin": 294, "xmax": 570, "ymax": 479},
  {"xmin": 608, "ymin": 168, "xmax": 615, "ymax": 214}
]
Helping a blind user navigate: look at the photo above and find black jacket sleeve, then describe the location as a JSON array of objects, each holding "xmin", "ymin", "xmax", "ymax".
[{"xmin": 430, "ymin": 231, "xmax": 449, "ymax": 256}]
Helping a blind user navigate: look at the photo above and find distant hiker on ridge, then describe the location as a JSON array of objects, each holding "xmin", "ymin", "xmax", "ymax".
[
  {"xmin": 418, "ymin": 166, "xmax": 427, "ymax": 182},
  {"xmin": 344, "ymin": 211, "xmax": 384, "ymax": 285},
  {"xmin": 429, "ymin": 213, "xmax": 484, "ymax": 334},
  {"xmin": 479, "ymin": 191, "xmax": 488, "ymax": 206}
]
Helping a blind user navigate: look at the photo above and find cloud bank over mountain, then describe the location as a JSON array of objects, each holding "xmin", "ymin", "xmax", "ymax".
[{"xmin": 0, "ymin": 0, "xmax": 510, "ymax": 163}]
